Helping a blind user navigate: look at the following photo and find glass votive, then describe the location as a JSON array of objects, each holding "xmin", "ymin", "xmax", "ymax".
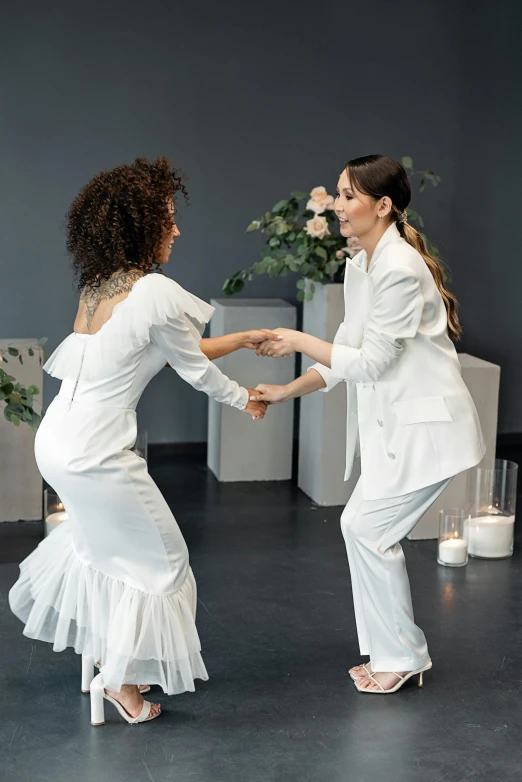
[
  {"xmin": 132, "ymin": 429, "xmax": 148, "ymax": 462},
  {"xmin": 467, "ymin": 459, "xmax": 518, "ymax": 559},
  {"xmin": 44, "ymin": 489, "xmax": 69, "ymax": 537},
  {"xmin": 438, "ymin": 508, "xmax": 468, "ymax": 567}
]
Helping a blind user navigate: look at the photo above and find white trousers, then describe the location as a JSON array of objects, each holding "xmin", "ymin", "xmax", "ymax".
[{"xmin": 341, "ymin": 475, "xmax": 453, "ymax": 672}]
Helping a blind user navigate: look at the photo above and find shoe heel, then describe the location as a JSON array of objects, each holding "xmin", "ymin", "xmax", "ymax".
[
  {"xmin": 90, "ymin": 673, "xmax": 105, "ymax": 726},
  {"xmin": 417, "ymin": 671, "xmax": 424, "ymax": 688},
  {"xmin": 81, "ymin": 655, "xmax": 94, "ymax": 694}
]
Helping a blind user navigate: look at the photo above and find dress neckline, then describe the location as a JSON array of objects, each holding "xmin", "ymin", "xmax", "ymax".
[{"xmin": 73, "ymin": 274, "xmax": 150, "ymax": 338}]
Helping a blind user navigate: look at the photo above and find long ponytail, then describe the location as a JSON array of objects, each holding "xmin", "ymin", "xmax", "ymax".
[
  {"xmin": 397, "ymin": 218, "xmax": 462, "ymax": 342},
  {"xmin": 346, "ymin": 154, "xmax": 462, "ymax": 342}
]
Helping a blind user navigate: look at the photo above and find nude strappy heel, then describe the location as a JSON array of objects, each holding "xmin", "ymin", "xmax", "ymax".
[
  {"xmin": 81, "ymin": 654, "xmax": 150, "ymax": 695},
  {"xmin": 354, "ymin": 661, "xmax": 432, "ymax": 694},
  {"xmin": 90, "ymin": 672, "xmax": 161, "ymax": 726}
]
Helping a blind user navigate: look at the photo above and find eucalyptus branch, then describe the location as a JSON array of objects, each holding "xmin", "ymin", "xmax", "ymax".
[{"xmin": 0, "ymin": 338, "xmax": 48, "ymax": 431}]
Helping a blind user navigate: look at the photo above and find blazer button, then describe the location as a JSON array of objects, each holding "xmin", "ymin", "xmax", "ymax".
[
  {"xmin": 387, "ymin": 452, "xmax": 396, "ymax": 460},
  {"xmin": 377, "ymin": 419, "xmax": 383, "ymax": 427}
]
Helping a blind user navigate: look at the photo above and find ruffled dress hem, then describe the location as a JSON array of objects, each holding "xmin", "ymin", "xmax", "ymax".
[{"xmin": 8, "ymin": 522, "xmax": 209, "ymax": 695}]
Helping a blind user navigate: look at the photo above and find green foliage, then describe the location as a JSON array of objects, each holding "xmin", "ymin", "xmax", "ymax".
[
  {"xmin": 0, "ymin": 340, "xmax": 48, "ymax": 431},
  {"xmin": 223, "ymin": 157, "xmax": 447, "ymax": 299}
]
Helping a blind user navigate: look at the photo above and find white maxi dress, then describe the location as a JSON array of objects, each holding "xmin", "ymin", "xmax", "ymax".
[{"xmin": 9, "ymin": 272, "xmax": 248, "ymax": 694}]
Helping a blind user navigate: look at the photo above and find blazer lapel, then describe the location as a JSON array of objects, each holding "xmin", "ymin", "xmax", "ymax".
[{"xmin": 343, "ymin": 260, "xmax": 370, "ymax": 348}]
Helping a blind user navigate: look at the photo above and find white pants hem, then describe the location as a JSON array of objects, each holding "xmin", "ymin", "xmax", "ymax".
[{"xmin": 371, "ymin": 654, "xmax": 431, "ymax": 673}]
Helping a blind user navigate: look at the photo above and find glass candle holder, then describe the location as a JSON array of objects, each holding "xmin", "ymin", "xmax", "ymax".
[
  {"xmin": 467, "ymin": 459, "xmax": 518, "ymax": 559},
  {"xmin": 438, "ymin": 508, "xmax": 468, "ymax": 567},
  {"xmin": 44, "ymin": 489, "xmax": 69, "ymax": 537}
]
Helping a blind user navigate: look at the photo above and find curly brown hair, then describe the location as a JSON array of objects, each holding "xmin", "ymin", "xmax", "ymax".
[{"xmin": 66, "ymin": 156, "xmax": 189, "ymax": 291}]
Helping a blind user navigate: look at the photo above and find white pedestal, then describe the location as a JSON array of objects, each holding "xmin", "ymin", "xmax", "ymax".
[
  {"xmin": 408, "ymin": 353, "xmax": 501, "ymax": 539},
  {"xmin": 207, "ymin": 299, "xmax": 296, "ymax": 482},
  {"xmin": 0, "ymin": 339, "xmax": 44, "ymax": 522},
  {"xmin": 298, "ymin": 284, "xmax": 360, "ymax": 505}
]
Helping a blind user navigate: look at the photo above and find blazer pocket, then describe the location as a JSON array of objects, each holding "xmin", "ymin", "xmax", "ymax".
[{"xmin": 393, "ymin": 396, "xmax": 453, "ymax": 425}]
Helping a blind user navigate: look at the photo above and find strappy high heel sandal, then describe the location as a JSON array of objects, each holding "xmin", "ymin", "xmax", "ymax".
[
  {"xmin": 90, "ymin": 672, "xmax": 161, "ymax": 726},
  {"xmin": 348, "ymin": 662, "xmax": 372, "ymax": 682},
  {"xmin": 354, "ymin": 661, "xmax": 432, "ymax": 694},
  {"xmin": 81, "ymin": 655, "xmax": 150, "ymax": 695}
]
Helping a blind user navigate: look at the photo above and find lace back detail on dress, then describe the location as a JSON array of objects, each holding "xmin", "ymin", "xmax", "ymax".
[{"xmin": 42, "ymin": 274, "xmax": 215, "ymax": 383}]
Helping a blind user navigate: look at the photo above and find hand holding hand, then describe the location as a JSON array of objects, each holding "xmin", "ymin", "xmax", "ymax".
[
  {"xmin": 255, "ymin": 328, "xmax": 300, "ymax": 358},
  {"xmin": 249, "ymin": 384, "xmax": 291, "ymax": 405},
  {"xmin": 243, "ymin": 329, "xmax": 283, "ymax": 351},
  {"xmin": 244, "ymin": 387, "xmax": 268, "ymax": 420}
]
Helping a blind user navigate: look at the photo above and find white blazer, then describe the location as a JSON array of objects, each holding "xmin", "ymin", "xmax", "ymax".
[{"xmin": 310, "ymin": 223, "xmax": 486, "ymax": 501}]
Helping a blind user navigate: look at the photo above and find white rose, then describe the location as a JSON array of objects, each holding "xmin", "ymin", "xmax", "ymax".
[
  {"xmin": 310, "ymin": 186, "xmax": 328, "ymax": 200},
  {"xmin": 336, "ymin": 250, "xmax": 345, "ymax": 259},
  {"xmin": 304, "ymin": 215, "xmax": 330, "ymax": 240},
  {"xmin": 307, "ymin": 186, "xmax": 335, "ymax": 214},
  {"xmin": 344, "ymin": 236, "xmax": 363, "ymax": 258}
]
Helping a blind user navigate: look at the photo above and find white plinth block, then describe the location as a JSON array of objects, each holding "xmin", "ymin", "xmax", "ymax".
[
  {"xmin": 409, "ymin": 353, "xmax": 501, "ymax": 539},
  {"xmin": 207, "ymin": 299, "xmax": 296, "ymax": 482},
  {"xmin": 298, "ymin": 284, "xmax": 360, "ymax": 506}
]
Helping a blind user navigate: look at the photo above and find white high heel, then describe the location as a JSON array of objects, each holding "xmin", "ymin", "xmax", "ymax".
[
  {"xmin": 354, "ymin": 661, "xmax": 432, "ymax": 694},
  {"xmin": 81, "ymin": 655, "xmax": 150, "ymax": 694},
  {"xmin": 90, "ymin": 673, "xmax": 161, "ymax": 726},
  {"xmin": 81, "ymin": 655, "xmax": 95, "ymax": 694}
]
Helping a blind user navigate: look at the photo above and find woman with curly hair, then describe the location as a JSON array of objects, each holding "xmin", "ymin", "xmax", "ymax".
[{"xmin": 9, "ymin": 157, "xmax": 276, "ymax": 725}]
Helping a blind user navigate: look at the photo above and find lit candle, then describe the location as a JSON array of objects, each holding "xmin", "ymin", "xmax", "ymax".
[
  {"xmin": 45, "ymin": 510, "xmax": 69, "ymax": 535},
  {"xmin": 466, "ymin": 515, "xmax": 515, "ymax": 559},
  {"xmin": 438, "ymin": 536, "xmax": 468, "ymax": 566}
]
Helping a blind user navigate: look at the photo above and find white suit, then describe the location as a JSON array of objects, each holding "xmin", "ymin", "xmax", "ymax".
[{"xmin": 310, "ymin": 223, "xmax": 486, "ymax": 672}]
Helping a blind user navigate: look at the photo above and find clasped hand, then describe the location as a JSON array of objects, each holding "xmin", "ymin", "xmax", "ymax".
[
  {"xmin": 254, "ymin": 328, "xmax": 298, "ymax": 358},
  {"xmin": 242, "ymin": 328, "xmax": 298, "ymax": 419}
]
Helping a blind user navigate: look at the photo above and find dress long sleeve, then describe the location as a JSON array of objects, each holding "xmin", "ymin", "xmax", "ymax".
[
  {"xmin": 150, "ymin": 318, "xmax": 248, "ymax": 409},
  {"xmin": 146, "ymin": 275, "xmax": 248, "ymax": 410}
]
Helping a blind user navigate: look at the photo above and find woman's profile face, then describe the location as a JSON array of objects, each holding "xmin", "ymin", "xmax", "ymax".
[
  {"xmin": 159, "ymin": 199, "xmax": 180, "ymax": 264},
  {"xmin": 334, "ymin": 168, "xmax": 387, "ymax": 239}
]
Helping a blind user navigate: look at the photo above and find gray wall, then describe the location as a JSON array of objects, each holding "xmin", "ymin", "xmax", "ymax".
[{"xmin": 1, "ymin": 0, "xmax": 520, "ymax": 441}]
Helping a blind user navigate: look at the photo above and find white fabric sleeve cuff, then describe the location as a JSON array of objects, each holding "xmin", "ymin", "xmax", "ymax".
[
  {"xmin": 307, "ymin": 363, "xmax": 343, "ymax": 392},
  {"xmin": 232, "ymin": 386, "xmax": 249, "ymax": 411},
  {"xmin": 330, "ymin": 344, "xmax": 361, "ymax": 382}
]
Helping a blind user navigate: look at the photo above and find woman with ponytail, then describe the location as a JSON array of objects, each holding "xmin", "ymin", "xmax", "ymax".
[{"xmin": 251, "ymin": 155, "xmax": 485, "ymax": 694}]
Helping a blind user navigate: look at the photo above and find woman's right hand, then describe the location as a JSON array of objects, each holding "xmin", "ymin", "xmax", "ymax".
[
  {"xmin": 249, "ymin": 384, "xmax": 291, "ymax": 405},
  {"xmin": 244, "ymin": 388, "xmax": 268, "ymax": 420}
]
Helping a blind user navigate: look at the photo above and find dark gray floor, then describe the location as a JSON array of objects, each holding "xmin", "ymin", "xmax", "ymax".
[{"xmin": 1, "ymin": 447, "xmax": 521, "ymax": 782}]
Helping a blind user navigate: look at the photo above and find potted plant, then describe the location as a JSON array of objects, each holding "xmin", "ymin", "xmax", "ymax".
[{"xmin": 222, "ymin": 156, "xmax": 444, "ymax": 302}]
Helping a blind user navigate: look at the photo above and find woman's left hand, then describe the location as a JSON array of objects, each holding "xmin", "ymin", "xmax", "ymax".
[{"xmin": 255, "ymin": 328, "xmax": 300, "ymax": 358}]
